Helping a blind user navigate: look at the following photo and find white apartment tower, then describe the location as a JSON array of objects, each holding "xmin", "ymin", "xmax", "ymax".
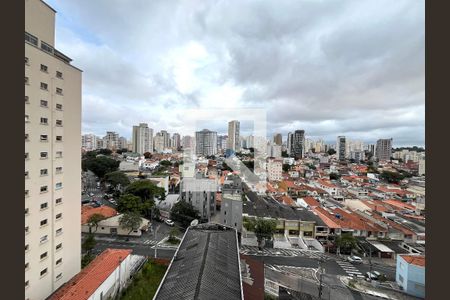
[
  {"xmin": 81, "ymin": 134, "xmax": 97, "ymax": 151},
  {"xmin": 25, "ymin": 0, "xmax": 82, "ymax": 299},
  {"xmin": 227, "ymin": 120, "xmax": 240, "ymax": 152},
  {"xmin": 132, "ymin": 123, "xmax": 153, "ymax": 154},
  {"xmin": 103, "ymin": 131, "xmax": 119, "ymax": 151}
]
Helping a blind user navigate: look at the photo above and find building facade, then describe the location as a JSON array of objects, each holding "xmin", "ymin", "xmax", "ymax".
[
  {"xmin": 267, "ymin": 158, "xmax": 283, "ymax": 181},
  {"xmin": 396, "ymin": 255, "xmax": 425, "ymax": 298},
  {"xmin": 131, "ymin": 123, "xmax": 153, "ymax": 154},
  {"xmin": 180, "ymin": 177, "xmax": 217, "ymax": 221},
  {"xmin": 81, "ymin": 134, "xmax": 98, "ymax": 151},
  {"xmin": 171, "ymin": 133, "xmax": 181, "ymax": 151},
  {"xmin": 220, "ymin": 194, "xmax": 243, "ymax": 233},
  {"xmin": 228, "ymin": 120, "xmax": 240, "ymax": 152},
  {"xmin": 336, "ymin": 136, "xmax": 347, "ymax": 161},
  {"xmin": 292, "ymin": 130, "xmax": 305, "ymax": 159},
  {"xmin": 273, "ymin": 133, "xmax": 282, "ymax": 146},
  {"xmin": 25, "ymin": 0, "xmax": 82, "ymax": 298},
  {"xmin": 195, "ymin": 129, "xmax": 217, "ymax": 157},
  {"xmin": 103, "ymin": 131, "xmax": 119, "ymax": 151},
  {"xmin": 375, "ymin": 138, "xmax": 393, "ymax": 161}
]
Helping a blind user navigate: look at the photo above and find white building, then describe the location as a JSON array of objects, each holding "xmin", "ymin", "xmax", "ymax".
[
  {"xmin": 171, "ymin": 133, "xmax": 181, "ymax": 150},
  {"xmin": 25, "ymin": 0, "xmax": 82, "ymax": 298},
  {"xmin": 227, "ymin": 120, "xmax": 240, "ymax": 152},
  {"xmin": 195, "ymin": 129, "xmax": 217, "ymax": 157},
  {"xmin": 103, "ymin": 131, "xmax": 119, "ymax": 151},
  {"xmin": 267, "ymin": 144, "xmax": 282, "ymax": 158},
  {"xmin": 418, "ymin": 158, "xmax": 425, "ymax": 176},
  {"xmin": 153, "ymin": 132, "xmax": 165, "ymax": 153},
  {"xmin": 180, "ymin": 177, "xmax": 218, "ymax": 221},
  {"xmin": 132, "ymin": 123, "xmax": 153, "ymax": 154},
  {"xmin": 82, "ymin": 134, "xmax": 98, "ymax": 151},
  {"xmin": 267, "ymin": 158, "xmax": 283, "ymax": 181}
]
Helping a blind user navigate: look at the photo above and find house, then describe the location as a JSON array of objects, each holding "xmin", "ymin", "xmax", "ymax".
[
  {"xmin": 297, "ymin": 196, "xmax": 320, "ymax": 209},
  {"xmin": 396, "ymin": 254, "xmax": 425, "ymax": 298},
  {"xmin": 81, "ymin": 214, "xmax": 150, "ymax": 236},
  {"xmin": 48, "ymin": 249, "xmax": 146, "ymax": 300},
  {"xmin": 81, "ymin": 205, "xmax": 118, "ymax": 225}
]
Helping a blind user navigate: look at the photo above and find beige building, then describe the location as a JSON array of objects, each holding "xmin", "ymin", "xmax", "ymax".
[
  {"xmin": 267, "ymin": 158, "xmax": 283, "ymax": 181},
  {"xmin": 25, "ymin": 0, "xmax": 82, "ymax": 299}
]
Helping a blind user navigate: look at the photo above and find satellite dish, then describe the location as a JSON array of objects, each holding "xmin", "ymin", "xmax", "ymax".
[{"xmin": 190, "ymin": 219, "xmax": 199, "ymax": 226}]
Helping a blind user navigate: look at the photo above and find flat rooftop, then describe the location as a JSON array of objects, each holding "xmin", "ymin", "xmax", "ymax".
[{"xmin": 154, "ymin": 223, "xmax": 243, "ymax": 300}]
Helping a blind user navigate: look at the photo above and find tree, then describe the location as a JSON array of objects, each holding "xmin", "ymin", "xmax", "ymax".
[
  {"xmin": 281, "ymin": 150, "xmax": 288, "ymax": 158},
  {"xmin": 243, "ymin": 217, "xmax": 277, "ymax": 250},
  {"xmin": 119, "ymin": 212, "xmax": 142, "ymax": 235},
  {"xmin": 104, "ymin": 171, "xmax": 130, "ymax": 190},
  {"xmin": 327, "ymin": 149, "xmax": 336, "ymax": 155},
  {"xmin": 117, "ymin": 194, "xmax": 144, "ymax": 214},
  {"xmin": 159, "ymin": 160, "xmax": 172, "ymax": 167},
  {"xmin": 97, "ymin": 148, "xmax": 113, "ymax": 156},
  {"xmin": 170, "ymin": 201, "xmax": 200, "ymax": 228},
  {"xmin": 380, "ymin": 171, "xmax": 405, "ymax": 184},
  {"xmin": 335, "ymin": 233, "xmax": 358, "ymax": 255},
  {"xmin": 143, "ymin": 152, "xmax": 152, "ymax": 159},
  {"xmin": 168, "ymin": 228, "xmax": 180, "ymax": 244},
  {"xmin": 82, "ymin": 234, "xmax": 96, "ymax": 254},
  {"xmin": 329, "ymin": 172, "xmax": 340, "ymax": 180},
  {"xmin": 83, "ymin": 156, "xmax": 120, "ymax": 179},
  {"xmin": 282, "ymin": 163, "xmax": 290, "ymax": 172},
  {"xmin": 124, "ymin": 180, "xmax": 165, "ymax": 217},
  {"xmin": 87, "ymin": 213, "xmax": 105, "ymax": 233}
]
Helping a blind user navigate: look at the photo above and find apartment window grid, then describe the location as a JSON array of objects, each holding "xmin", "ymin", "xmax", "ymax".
[
  {"xmin": 40, "ymin": 64, "xmax": 48, "ymax": 73},
  {"xmin": 25, "ymin": 244, "xmax": 29, "ymax": 252},
  {"xmin": 40, "ymin": 186, "xmax": 48, "ymax": 193},
  {"xmin": 56, "ymin": 103, "xmax": 63, "ymax": 111},
  {"xmin": 56, "ymin": 119, "xmax": 63, "ymax": 126},
  {"xmin": 25, "ymin": 171, "xmax": 29, "ymax": 179},
  {"xmin": 25, "ymin": 57, "xmax": 29, "ymax": 65},
  {"xmin": 25, "ymin": 208, "xmax": 29, "ymax": 215},
  {"xmin": 55, "ymin": 182, "xmax": 63, "ymax": 190},
  {"xmin": 40, "ymin": 268, "xmax": 48, "ymax": 277},
  {"xmin": 56, "ymin": 273, "xmax": 63, "ymax": 281},
  {"xmin": 40, "ymin": 235, "xmax": 48, "ymax": 244},
  {"xmin": 40, "ymin": 252, "xmax": 48, "ymax": 260},
  {"xmin": 56, "ymin": 243, "xmax": 62, "ymax": 251},
  {"xmin": 56, "ymin": 136, "xmax": 63, "ymax": 142},
  {"xmin": 40, "ymin": 118, "xmax": 48, "ymax": 125},
  {"xmin": 56, "ymin": 228, "xmax": 63, "ymax": 236},
  {"xmin": 56, "ymin": 167, "xmax": 62, "ymax": 174},
  {"xmin": 25, "ymin": 262, "xmax": 30, "ymax": 270},
  {"xmin": 40, "ymin": 152, "xmax": 48, "ymax": 159},
  {"xmin": 55, "ymin": 213, "xmax": 62, "ymax": 220},
  {"xmin": 25, "ymin": 153, "xmax": 29, "ymax": 160},
  {"xmin": 41, "ymin": 41, "xmax": 54, "ymax": 54},
  {"xmin": 56, "ymin": 258, "xmax": 62, "ymax": 266},
  {"xmin": 25, "ymin": 133, "xmax": 29, "ymax": 141},
  {"xmin": 25, "ymin": 280, "xmax": 29, "ymax": 288},
  {"xmin": 40, "ymin": 219, "xmax": 48, "ymax": 227},
  {"xmin": 25, "ymin": 114, "xmax": 30, "ymax": 122},
  {"xmin": 25, "ymin": 226, "xmax": 30, "ymax": 234},
  {"xmin": 56, "ymin": 151, "xmax": 63, "ymax": 158},
  {"xmin": 40, "ymin": 135, "xmax": 48, "ymax": 142},
  {"xmin": 40, "ymin": 99, "xmax": 48, "ymax": 108}
]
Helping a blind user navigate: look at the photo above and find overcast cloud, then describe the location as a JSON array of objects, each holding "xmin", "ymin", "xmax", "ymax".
[{"xmin": 47, "ymin": 0, "xmax": 424, "ymax": 146}]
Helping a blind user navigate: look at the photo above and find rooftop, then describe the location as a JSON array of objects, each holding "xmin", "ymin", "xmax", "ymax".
[
  {"xmin": 154, "ymin": 223, "xmax": 243, "ymax": 300},
  {"xmin": 48, "ymin": 249, "xmax": 132, "ymax": 300},
  {"xmin": 399, "ymin": 254, "xmax": 425, "ymax": 267},
  {"xmin": 81, "ymin": 205, "xmax": 117, "ymax": 224}
]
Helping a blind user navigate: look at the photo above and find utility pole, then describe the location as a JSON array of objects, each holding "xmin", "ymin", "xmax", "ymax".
[
  {"xmin": 318, "ymin": 258, "xmax": 324, "ymax": 299},
  {"xmin": 154, "ymin": 225, "xmax": 160, "ymax": 259}
]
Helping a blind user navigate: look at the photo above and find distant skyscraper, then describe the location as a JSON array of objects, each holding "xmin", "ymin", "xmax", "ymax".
[
  {"xmin": 172, "ymin": 133, "xmax": 181, "ymax": 150},
  {"xmin": 227, "ymin": 120, "xmax": 240, "ymax": 152},
  {"xmin": 217, "ymin": 135, "xmax": 228, "ymax": 151},
  {"xmin": 273, "ymin": 133, "xmax": 282, "ymax": 146},
  {"xmin": 153, "ymin": 132, "xmax": 165, "ymax": 153},
  {"xmin": 292, "ymin": 130, "xmax": 305, "ymax": 159},
  {"xmin": 160, "ymin": 130, "xmax": 170, "ymax": 149},
  {"xmin": 132, "ymin": 123, "xmax": 153, "ymax": 154},
  {"xmin": 287, "ymin": 132, "xmax": 294, "ymax": 156},
  {"xmin": 336, "ymin": 136, "xmax": 347, "ymax": 161},
  {"xmin": 103, "ymin": 131, "xmax": 119, "ymax": 150},
  {"xmin": 375, "ymin": 138, "xmax": 393, "ymax": 161},
  {"xmin": 82, "ymin": 134, "xmax": 98, "ymax": 151},
  {"xmin": 195, "ymin": 129, "xmax": 217, "ymax": 156},
  {"xmin": 181, "ymin": 135, "xmax": 195, "ymax": 150}
]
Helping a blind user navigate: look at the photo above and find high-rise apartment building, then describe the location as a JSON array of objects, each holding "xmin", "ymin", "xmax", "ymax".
[
  {"xmin": 160, "ymin": 130, "xmax": 170, "ymax": 149},
  {"xmin": 25, "ymin": 0, "xmax": 82, "ymax": 299},
  {"xmin": 171, "ymin": 133, "xmax": 181, "ymax": 151},
  {"xmin": 180, "ymin": 177, "xmax": 217, "ymax": 222},
  {"xmin": 227, "ymin": 120, "xmax": 240, "ymax": 152},
  {"xmin": 103, "ymin": 131, "xmax": 119, "ymax": 151},
  {"xmin": 131, "ymin": 123, "xmax": 153, "ymax": 154},
  {"xmin": 195, "ymin": 129, "xmax": 217, "ymax": 157},
  {"xmin": 273, "ymin": 133, "xmax": 282, "ymax": 146},
  {"xmin": 287, "ymin": 132, "xmax": 294, "ymax": 156},
  {"xmin": 153, "ymin": 132, "xmax": 165, "ymax": 153},
  {"xmin": 117, "ymin": 136, "xmax": 127, "ymax": 150},
  {"xmin": 217, "ymin": 135, "xmax": 228, "ymax": 151},
  {"xmin": 375, "ymin": 138, "xmax": 393, "ymax": 161},
  {"xmin": 292, "ymin": 130, "xmax": 305, "ymax": 159},
  {"xmin": 81, "ymin": 134, "xmax": 98, "ymax": 151},
  {"xmin": 336, "ymin": 136, "xmax": 347, "ymax": 161},
  {"xmin": 181, "ymin": 135, "xmax": 195, "ymax": 150}
]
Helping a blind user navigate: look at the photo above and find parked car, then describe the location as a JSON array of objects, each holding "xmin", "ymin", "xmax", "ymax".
[
  {"xmin": 165, "ymin": 219, "xmax": 174, "ymax": 226},
  {"xmin": 365, "ymin": 272, "xmax": 379, "ymax": 280},
  {"xmin": 347, "ymin": 255, "xmax": 363, "ymax": 264},
  {"xmin": 89, "ymin": 192, "xmax": 94, "ymax": 197}
]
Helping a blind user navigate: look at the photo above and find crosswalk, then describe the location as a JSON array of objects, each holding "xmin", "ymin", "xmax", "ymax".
[
  {"xmin": 142, "ymin": 239, "xmax": 158, "ymax": 246},
  {"xmin": 336, "ymin": 260, "xmax": 365, "ymax": 278},
  {"xmin": 240, "ymin": 245, "xmax": 330, "ymax": 260}
]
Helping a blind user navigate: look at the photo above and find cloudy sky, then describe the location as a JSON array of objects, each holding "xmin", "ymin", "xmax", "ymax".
[{"xmin": 46, "ymin": 0, "xmax": 424, "ymax": 147}]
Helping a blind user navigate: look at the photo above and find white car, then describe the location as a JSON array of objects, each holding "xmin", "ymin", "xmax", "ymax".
[
  {"xmin": 165, "ymin": 219, "xmax": 174, "ymax": 226},
  {"xmin": 347, "ymin": 255, "xmax": 363, "ymax": 264}
]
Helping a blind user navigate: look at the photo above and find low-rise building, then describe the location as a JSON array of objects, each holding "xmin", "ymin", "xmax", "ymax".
[
  {"xmin": 220, "ymin": 193, "xmax": 243, "ymax": 233},
  {"xmin": 81, "ymin": 214, "xmax": 150, "ymax": 236},
  {"xmin": 267, "ymin": 158, "xmax": 283, "ymax": 181},
  {"xmin": 396, "ymin": 254, "xmax": 425, "ymax": 299}
]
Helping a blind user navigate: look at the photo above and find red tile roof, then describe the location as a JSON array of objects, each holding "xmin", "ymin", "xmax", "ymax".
[
  {"xmin": 48, "ymin": 249, "xmax": 132, "ymax": 300},
  {"xmin": 302, "ymin": 197, "xmax": 320, "ymax": 207},
  {"xmin": 400, "ymin": 255, "xmax": 425, "ymax": 267},
  {"xmin": 384, "ymin": 199, "xmax": 415, "ymax": 211},
  {"xmin": 280, "ymin": 195, "xmax": 296, "ymax": 207},
  {"xmin": 240, "ymin": 254, "xmax": 265, "ymax": 300},
  {"xmin": 81, "ymin": 205, "xmax": 118, "ymax": 224}
]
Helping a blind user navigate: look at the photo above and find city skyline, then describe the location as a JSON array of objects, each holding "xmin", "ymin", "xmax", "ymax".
[{"xmin": 46, "ymin": 0, "xmax": 424, "ymax": 147}]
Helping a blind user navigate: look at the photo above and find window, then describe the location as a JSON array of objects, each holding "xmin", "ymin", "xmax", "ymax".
[
  {"xmin": 40, "ymin": 135, "xmax": 48, "ymax": 141},
  {"xmin": 25, "ymin": 280, "xmax": 29, "ymax": 288},
  {"xmin": 399, "ymin": 274, "xmax": 404, "ymax": 283},
  {"xmin": 56, "ymin": 182, "xmax": 62, "ymax": 189},
  {"xmin": 55, "ymin": 197, "xmax": 62, "ymax": 204},
  {"xmin": 56, "ymin": 151, "xmax": 63, "ymax": 158},
  {"xmin": 56, "ymin": 120, "xmax": 63, "ymax": 126},
  {"xmin": 56, "ymin": 213, "xmax": 62, "ymax": 220},
  {"xmin": 56, "ymin": 258, "xmax": 62, "ymax": 265},
  {"xmin": 40, "ymin": 169, "xmax": 48, "ymax": 176},
  {"xmin": 25, "ymin": 114, "xmax": 30, "ymax": 122},
  {"xmin": 40, "ymin": 202, "xmax": 48, "ymax": 210},
  {"xmin": 40, "ymin": 219, "xmax": 48, "ymax": 226},
  {"xmin": 25, "ymin": 77, "xmax": 29, "ymax": 85},
  {"xmin": 40, "ymin": 82, "xmax": 48, "ymax": 90},
  {"xmin": 40, "ymin": 152, "xmax": 48, "ymax": 159},
  {"xmin": 25, "ymin": 190, "xmax": 29, "ymax": 197},
  {"xmin": 25, "ymin": 208, "xmax": 29, "ymax": 215},
  {"xmin": 25, "ymin": 262, "xmax": 29, "ymax": 270},
  {"xmin": 41, "ymin": 41, "xmax": 54, "ymax": 53},
  {"xmin": 25, "ymin": 32, "xmax": 38, "ymax": 46},
  {"xmin": 56, "ymin": 88, "xmax": 63, "ymax": 95},
  {"xmin": 56, "ymin": 273, "xmax": 62, "ymax": 280},
  {"xmin": 40, "ymin": 64, "xmax": 48, "ymax": 72},
  {"xmin": 56, "ymin": 243, "xmax": 62, "ymax": 251},
  {"xmin": 25, "ymin": 57, "xmax": 29, "ymax": 65},
  {"xmin": 40, "ymin": 268, "xmax": 48, "ymax": 277},
  {"xmin": 25, "ymin": 226, "xmax": 29, "ymax": 234},
  {"xmin": 56, "ymin": 167, "xmax": 62, "ymax": 174},
  {"xmin": 40, "ymin": 252, "xmax": 48, "ymax": 260},
  {"xmin": 40, "ymin": 100, "xmax": 48, "ymax": 107},
  {"xmin": 56, "ymin": 136, "xmax": 63, "ymax": 142},
  {"xmin": 40, "ymin": 186, "xmax": 48, "ymax": 193},
  {"xmin": 56, "ymin": 228, "xmax": 63, "ymax": 235},
  {"xmin": 25, "ymin": 134, "xmax": 29, "ymax": 141},
  {"xmin": 25, "ymin": 153, "xmax": 29, "ymax": 160},
  {"xmin": 25, "ymin": 244, "xmax": 29, "ymax": 252},
  {"xmin": 40, "ymin": 235, "xmax": 48, "ymax": 244},
  {"xmin": 25, "ymin": 96, "xmax": 29, "ymax": 103},
  {"xmin": 56, "ymin": 103, "xmax": 63, "ymax": 110},
  {"xmin": 56, "ymin": 71, "xmax": 63, "ymax": 79}
]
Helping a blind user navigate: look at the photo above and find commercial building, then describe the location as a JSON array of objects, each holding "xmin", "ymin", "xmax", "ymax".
[
  {"xmin": 376, "ymin": 138, "xmax": 393, "ymax": 161},
  {"xmin": 180, "ymin": 177, "xmax": 218, "ymax": 221},
  {"xmin": 131, "ymin": 123, "xmax": 153, "ymax": 154},
  {"xmin": 217, "ymin": 135, "xmax": 228, "ymax": 151},
  {"xmin": 25, "ymin": 0, "xmax": 82, "ymax": 298},
  {"xmin": 154, "ymin": 223, "xmax": 243, "ymax": 300},
  {"xmin": 228, "ymin": 120, "xmax": 241, "ymax": 152},
  {"xmin": 292, "ymin": 130, "xmax": 305, "ymax": 159},
  {"xmin": 336, "ymin": 136, "xmax": 347, "ymax": 161},
  {"xmin": 160, "ymin": 130, "xmax": 171, "ymax": 149},
  {"xmin": 396, "ymin": 255, "xmax": 425, "ymax": 298},
  {"xmin": 195, "ymin": 129, "xmax": 217, "ymax": 157}
]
